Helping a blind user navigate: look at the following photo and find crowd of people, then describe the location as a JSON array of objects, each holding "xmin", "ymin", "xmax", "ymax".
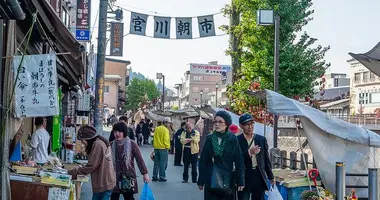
[{"xmin": 61, "ymin": 110, "xmax": 275, "ymax": 200}]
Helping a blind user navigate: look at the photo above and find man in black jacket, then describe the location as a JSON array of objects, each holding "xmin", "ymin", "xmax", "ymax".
[
  {"xmin": 109, "ymin": 116, "xmax": 135, "ymax": 142},
  {"xmin": 174, "ymin": 122, "xmax": 186, "ymax": 166},
  {"xmin": 237, "ymin": 114, "xmax": 275, "ymax": 200}
]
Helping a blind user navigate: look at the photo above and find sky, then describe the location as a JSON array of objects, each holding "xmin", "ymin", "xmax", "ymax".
[{"xmin": 89, "ymin": 0, "xmax": 380, "ymax": 88}]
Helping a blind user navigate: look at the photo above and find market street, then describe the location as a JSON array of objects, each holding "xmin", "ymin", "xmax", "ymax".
[{"xmin": 80, "ymin": 129, "xmax": 203, "ymax": 200}]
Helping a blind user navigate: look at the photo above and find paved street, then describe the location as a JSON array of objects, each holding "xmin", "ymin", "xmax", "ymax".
[{"xmin": 80, "ymin": 130, "xmax": 203, "ymax": 200}]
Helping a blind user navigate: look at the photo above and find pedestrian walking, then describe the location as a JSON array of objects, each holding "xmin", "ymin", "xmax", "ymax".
[
  {"xmin": 28, "ymin": 117, "xmax": 50, "ymax": 166},
  {"xmin": 237, "ymin": 114, "xmax": 275, "ymax": 200},
  {"xmin": 110, "ymin": 122, "xmax": 150, "ymax": 200},
  {"xmin": 143, "ymin": 119, "xmax": 151, "ymax": 145},
  {"xmin": 198, "ymin": 110, "xmax": 245, "ymax": 200},
  {"xmin": 152, "ymin": 121, "xmax": 170, "ymax": 182},
  {"xmin": 174, "ymin": 122, "xmax": 186, "ymax": 166},
  {"xmin": 167, "ymin": 122, "xmax": 175, "ymax": 154},
  {"xmin": 180, "ymin": 122, "xmax": 200, "ymax": 183},
  {"xmin": 135, "ymin": 120, "xmax": 144, "ymax": 146},
  {"xmin": 68, "ymin": 125, "xmax": 116, "ymax": 200},
  {"xmin": 109, "ymin": 116, "xmax": 135, "ymax": 142}
]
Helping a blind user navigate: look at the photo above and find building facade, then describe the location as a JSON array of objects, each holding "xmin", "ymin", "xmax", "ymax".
[
  {"xmin": 348, "ymin": 59, "xmax": 380, "ymax": 115},
  {"xmin": 176, "ymin": 62, "xmax": 232, "ymax": 108},
  {"xmin": 104, "ymin": 58, "xmax": 131, "ymax": 115}
]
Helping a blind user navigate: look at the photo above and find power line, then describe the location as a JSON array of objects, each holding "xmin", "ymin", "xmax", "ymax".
[
  {"xmin": 114, "ymin": 4, "xmax": 223, "ymax": 18},
  {"xmin": 122, "ymin": 33, "xmax": 228, "ymax": 40}
]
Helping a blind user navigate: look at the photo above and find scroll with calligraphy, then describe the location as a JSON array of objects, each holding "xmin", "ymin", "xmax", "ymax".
[{"xmin": 13, "ymin": 54, "xmax": 59, "ymax": 117}]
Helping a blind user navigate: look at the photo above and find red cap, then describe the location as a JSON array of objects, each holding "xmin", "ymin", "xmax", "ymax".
[{"xmin": 229, "ymin": 124, "xmax": 239, "ymax": 134}]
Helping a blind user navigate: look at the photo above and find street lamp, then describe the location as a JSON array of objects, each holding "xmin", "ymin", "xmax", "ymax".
[
  {"xmin": 156, "ymin": 73, "xmax": 165, "ymax": 111},
  {"xmin": 215, "ymin": 83, "xmax": 219, "ymax": 107},
  {"xmin": 200, "ymin": 90, "xmax": 203, "ymax": 106},
  {"xmin": 257, "ymin": 9, "xmax": 280, "ymax": 148}
]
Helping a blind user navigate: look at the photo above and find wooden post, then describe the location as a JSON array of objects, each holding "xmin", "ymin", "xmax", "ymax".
[
  {"xmin": 301, "ymin": 153, "xmax": 309, "ymax": 170},
  {"xmin": 281, "ymin": 150, "xmax": 287, "ymax": 169},
  {"xmin": 270, "ymin": 148, "xmax": 281, "ymax": 169},
  {"xmin": 290, "ymin": 151, "xmax": 297, "ymax": 169}
]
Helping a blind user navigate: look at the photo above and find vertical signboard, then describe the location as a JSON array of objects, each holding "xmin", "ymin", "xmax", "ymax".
[
  {"xmin": 110, "ymin": 22, "xmax": 124, "ymax": 56},
  {"xmin": 76, "ymin": 0, "xmax": 91, "ymax": 41}
]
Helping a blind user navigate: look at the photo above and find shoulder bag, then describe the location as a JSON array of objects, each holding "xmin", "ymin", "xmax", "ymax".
[{"xmin": 208, "ymin": 136, "xmax": 233, "ymax": 196}]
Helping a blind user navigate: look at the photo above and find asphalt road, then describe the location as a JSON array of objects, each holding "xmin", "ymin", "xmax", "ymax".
[{"xmin": 80, "ymin": 129, "xmax": 203, "ymax": 200}]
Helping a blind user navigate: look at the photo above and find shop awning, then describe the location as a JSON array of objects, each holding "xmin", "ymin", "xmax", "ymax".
[
  {"xmin": 349, "ymin": 42, "xmax": 380, "ymax": 77},
  {"xmin": 30, "ymin": 0, "xmax": 85, "ymax": 86}
]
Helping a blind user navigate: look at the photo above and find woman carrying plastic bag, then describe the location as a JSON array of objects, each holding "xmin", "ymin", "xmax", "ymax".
[
  {"xmin": 267, "ymin": 185, "xmax": 284, "ymax": 200},
  {"xmin": 140, "ymin": 183, "xmax": 155, "ymax": 200}
]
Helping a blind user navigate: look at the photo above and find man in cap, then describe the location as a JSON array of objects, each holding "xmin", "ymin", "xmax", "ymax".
[{"xmin": 237, "ymin": 114, "xmax": 275, "ymax": 200}]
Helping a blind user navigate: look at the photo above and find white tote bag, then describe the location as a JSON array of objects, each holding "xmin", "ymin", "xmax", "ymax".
[{"xmin": 267, "ymin": 185, "xmax": 284, "ymax": 200}]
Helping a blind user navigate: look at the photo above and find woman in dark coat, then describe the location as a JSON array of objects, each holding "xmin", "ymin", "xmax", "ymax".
[
  {"xmin": 197, "ymin": 111, "xmax": 245, "ymax": 200},
  {"xmin": 110, "ymin": 122, "xmax": 150, "ymax": 200}
]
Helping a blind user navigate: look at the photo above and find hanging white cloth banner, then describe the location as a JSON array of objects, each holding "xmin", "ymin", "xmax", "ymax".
[
  {"xmin": 13, "ymin": 54, "xmax": 59, "ymax": 117},
  {"xmin": 130, "ymin": 12, "xmax": 148, "ymax": 36},
  {"xmin": 197, "ymin": 15, "xmax": 216, "ymax": 37},
  {"xmin": 175, "ymin": 17, "xmax": 192, "ymax": 39},
  {"xmin": 154, "ymin": 16, "xmax": 171, "ymax": 39}
]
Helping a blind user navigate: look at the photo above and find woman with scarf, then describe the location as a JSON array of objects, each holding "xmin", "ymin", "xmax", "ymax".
[
  {"xmin": 197, "ymin": 111, "xmax": 245, "ymax": 200},
  {"xmin": 110, "ymin": 122, "xmax": 150, "ymax": 200}
]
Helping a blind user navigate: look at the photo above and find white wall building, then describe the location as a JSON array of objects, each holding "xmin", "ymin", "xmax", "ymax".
[{"xmin": 348, "ymin": 59, "xmax": 380, "ymax": 115}]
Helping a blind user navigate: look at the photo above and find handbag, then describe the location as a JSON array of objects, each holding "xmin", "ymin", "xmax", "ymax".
[
  {"xmin": 209, "ymin": 161, "xmax": 233, "ymax": 196},
  {"xmin": 119, "ymin": 173, "xmax": 136, "ymax": 193}
]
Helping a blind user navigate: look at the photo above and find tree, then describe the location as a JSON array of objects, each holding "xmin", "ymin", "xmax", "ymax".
[
  {"xmin": 125, "ymin": 78, "xmax": 160, "ymax": 110},
  {"xmin": 223, "ymin": 0, "xmax": 330, "ymax": 115}
]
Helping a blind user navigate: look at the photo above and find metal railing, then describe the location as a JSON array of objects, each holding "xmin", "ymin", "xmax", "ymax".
[
  {"xmin": 279, "ymin": 115, "xmax": 380, "ymax": 126},
  {"xmin": 336, "ymin": 162, "xmax": 379, "ymax": 200}
]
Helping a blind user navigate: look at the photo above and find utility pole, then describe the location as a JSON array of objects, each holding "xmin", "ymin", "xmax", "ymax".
[
  {"xmin": 273, "ymin": 16, "xmax": 280, "ymax": 148},
  {"xmin": 230, "ymin": 0, "xmax": 241, "ymax": 83},
  {"xmin": 94, "ymin": 0, "xmax": 108, "ymax": 134},
  {"xmin": 162, "ymin": 75, "xmax": 165, "ymax": 111}
]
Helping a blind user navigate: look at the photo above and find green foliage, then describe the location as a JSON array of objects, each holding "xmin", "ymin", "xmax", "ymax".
[
  {"xmin": 125, "ymin": 78, "xmax": 160, "ymax": 110},
  {"xmin": 224, "ymin": 0, "xmax": 330, "ymax": 114}
]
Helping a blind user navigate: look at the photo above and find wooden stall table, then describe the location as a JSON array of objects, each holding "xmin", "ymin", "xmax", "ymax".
[{"xmin": 10, "ymin": 180, "xmax": 71, "ymax": 200}]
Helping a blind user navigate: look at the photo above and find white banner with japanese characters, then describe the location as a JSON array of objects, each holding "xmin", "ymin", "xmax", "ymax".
[
  {"xmin": 13, "ymin": 54, "xmax": 59, "ymax": 117},
  {"xmin": 130, "ymin": 12, "xmax": 148, "ymax": 36},
  {"xmin": 175, "ymin": 17, "xmax": 192, "ymax": 39},
  {"xmin": 197, "ymin": 15, "xmax": 216, "ymax": 37},
  {"xmin": 154, "ymin": 16, "xmax": 171, "ymax": 39},
  {"xmin": 127, "ymin": 11, "xmax": 222, "ymax": 39}
]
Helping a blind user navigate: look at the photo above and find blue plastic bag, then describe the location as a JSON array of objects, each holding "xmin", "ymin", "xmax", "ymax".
[{"xmin": 140, "ymin": 183, "xmax": 155, "ymax": 200}]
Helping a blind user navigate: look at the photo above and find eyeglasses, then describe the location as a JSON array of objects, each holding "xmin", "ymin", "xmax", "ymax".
[{"xmin": 213, "ymin": 120, "xmax": 225, "ymax": 125}]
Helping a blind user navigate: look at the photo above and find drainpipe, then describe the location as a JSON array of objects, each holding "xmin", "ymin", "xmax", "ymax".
[{"xmin": 6, "ymin": 0, "xmax": 26, "ymax": 20}]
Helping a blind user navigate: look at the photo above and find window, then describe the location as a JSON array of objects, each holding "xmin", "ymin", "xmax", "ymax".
[
  {"xmin": 363, "ymin": 72, "xmax": 369, "ymax": 82},
  {"xmin": 193, "ymin": 76, "xmax": 203, "ymax": 81},
  {"xmin": 192, "ymin": 87, "xmax": 199, "ymax": 92},
  {"xmin": 62, "ymin": 8, "xmax": 70, "ymax": 28},
  {"xmin": 334, "ymin": 78, "xmax": 338, "ymax": 87},
  {"xmin": 104, "ymin": 86, "xmax": 110, "ymax": 93},
  {"xmin": 370, "ymin": 72, "xmax": 376, "ymax": 81},
  {"xmin": 354, "ymin": 73, "xmax": 360, "ymax": 82}
]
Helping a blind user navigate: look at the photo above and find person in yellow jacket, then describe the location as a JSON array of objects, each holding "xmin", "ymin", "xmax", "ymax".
[
  {"xmin": 180, "ymin": 122, "xmax": 200, "ymax": 183},
  {"xmin": 152, "ymin": 121, "xmax": 170, "ymax": 182}
]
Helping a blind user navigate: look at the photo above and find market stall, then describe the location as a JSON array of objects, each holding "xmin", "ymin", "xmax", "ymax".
[{"xmin": 9, "ymin": 155, "xmax": 89, "ymax": 200}]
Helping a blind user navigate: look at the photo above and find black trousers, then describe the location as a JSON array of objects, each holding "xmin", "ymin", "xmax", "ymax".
[
  {"xmin": 174, "ymin": 142, "xmax": 182, "ymax": 165},
  {"xmin": 238, "ymin": 168, "xmax": 265, "ymax": 200},
  {"xmin": 111, "ymin": 192, "xmax": 134, "ymax": 200},
  {"xmin": 170, "ymin": 140, "xmax": 174, "ymax": 154},
  {"xmin": 182, "ymin": 147, "xmax": 198, "ymax": 181},
  {"xmin": 204, "ymin": 186, "xmax": 236, "ymax": 200},
  {"xmin": 143, "ymin": 133, "xmax": 149, "ymax": 144}
]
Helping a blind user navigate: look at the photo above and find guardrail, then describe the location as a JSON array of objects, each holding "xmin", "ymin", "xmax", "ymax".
[
  {"xmin": 336, "ymin": 162, "xmax": 379, "ymax": 200},
  {"xmin": 279, "ymin": 115, "xmax": 380, "ymax": 126}
]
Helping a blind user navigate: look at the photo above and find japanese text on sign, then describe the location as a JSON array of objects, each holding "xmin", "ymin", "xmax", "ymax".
[
  {"xmin": 189, "ymin": 63, "xmax": 232, "ymax": 75},
  {"xmin": 76, "ymin": 0, "xmax": 91, "ymax": 29},
  {"xmin": 13, "ymin": 54, "xmax": 59, "ymax": 117}
]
